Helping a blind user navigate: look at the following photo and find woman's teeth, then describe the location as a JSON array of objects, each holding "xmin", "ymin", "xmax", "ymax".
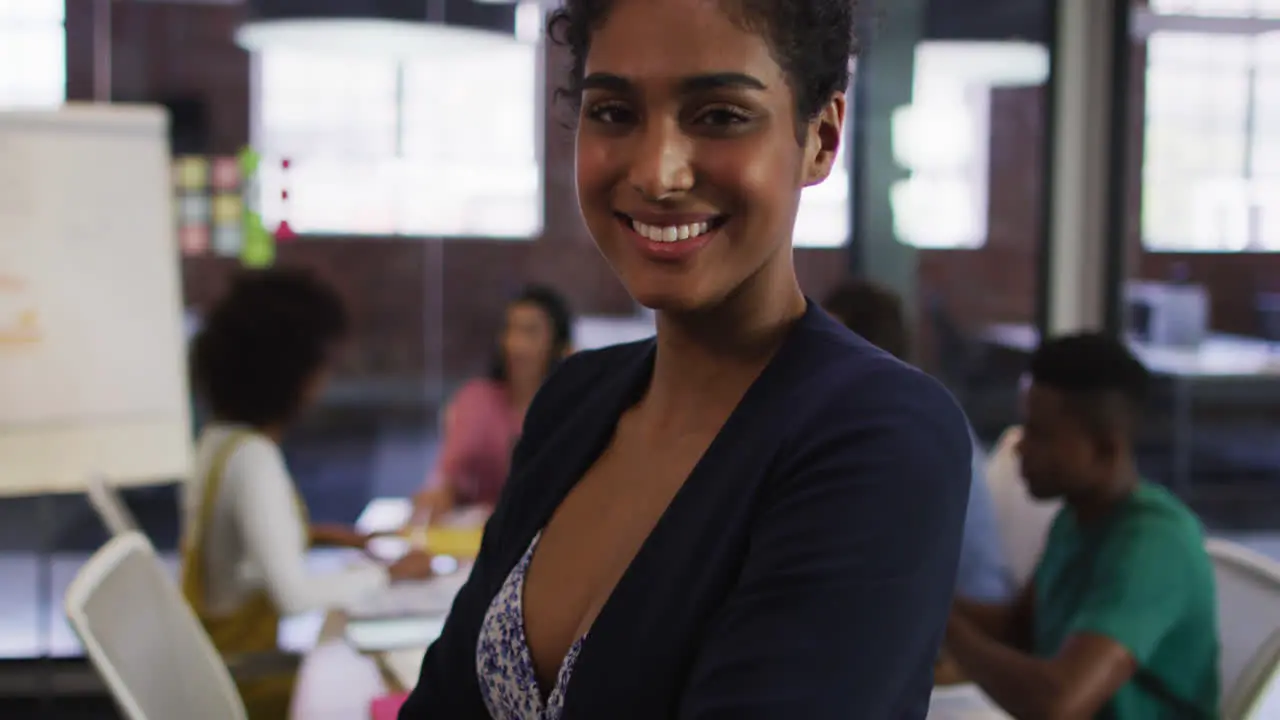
[{"xmin": 630, "ymin": 219, "xmax": 712, "ymax": 243}]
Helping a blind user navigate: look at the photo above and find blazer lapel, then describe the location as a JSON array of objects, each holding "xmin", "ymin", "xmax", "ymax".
[{"xmin": 494, "ymin": 340, "xmax": 656, "ymax": 567}]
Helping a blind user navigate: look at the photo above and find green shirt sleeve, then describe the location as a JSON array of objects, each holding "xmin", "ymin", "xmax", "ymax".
[{"xmin": 1065, "ymin": 519, "xmax": 1189, "ymax": 663}]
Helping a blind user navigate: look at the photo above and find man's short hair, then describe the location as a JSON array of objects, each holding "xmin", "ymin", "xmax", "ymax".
[
  {"xmin": 1028, "ymin": 333, "xmax": 1151, "ymax": 439},
  {"xmin": 822, "ymin": 279, "xmax": 910, "ymax": 361}
]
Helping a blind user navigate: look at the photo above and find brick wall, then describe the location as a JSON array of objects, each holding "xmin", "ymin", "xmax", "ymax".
[{"xmin": 64, "ymin": 1, "xmax": 1277, "ymax": 385}]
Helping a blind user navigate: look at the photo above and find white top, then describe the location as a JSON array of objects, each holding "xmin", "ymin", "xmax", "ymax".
[
  {"xmin": 185, "ymin": 424, "xmax": 389, "ymax": 617},
  {"xmin": 984, "ymin": 426, "xmax": 1061, "ymax": 590}
]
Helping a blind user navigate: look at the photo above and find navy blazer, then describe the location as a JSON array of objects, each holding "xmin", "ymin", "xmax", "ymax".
[{"xmin": 400, "ymin": 301, "xmax": 973, "ymax": 719}]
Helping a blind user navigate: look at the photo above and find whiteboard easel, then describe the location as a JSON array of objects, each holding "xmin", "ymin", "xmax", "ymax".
[{"xmin": 0, "ymin": 103, "xmax": 192, "ymax": 497}]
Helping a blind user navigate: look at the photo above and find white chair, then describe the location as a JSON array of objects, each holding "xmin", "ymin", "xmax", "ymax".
[
  {"xmin": 984, "ymin": 426, "xmax": 1061, "ymax": 588},
  {"xmin": 1232, "ymin": 628, "xmax": 1280, "ymax": 719},
  {"xmin": 86, "ymin": 474, "xmax": 140, "ymax": 537},
  {"xmin": 1206, "ymin": 538, "xmax": 1280, "ymax": 718},
  {"xmin": 64, "ymin": 532, "xmax": 247, "ymax": 720}
]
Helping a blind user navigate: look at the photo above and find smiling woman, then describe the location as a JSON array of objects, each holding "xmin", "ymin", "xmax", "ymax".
[
  {"xmin": 397, "ymin": 1, "xmax": 974, "ymax": 718},
  {"xmin": 567, "ymin": 1, "xmax": 851, "ymax": 312}
]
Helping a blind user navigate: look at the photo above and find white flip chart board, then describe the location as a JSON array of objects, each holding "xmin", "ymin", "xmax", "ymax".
[{"xmin": 0, "ymin": 103, "xmax": 192, "ymax": 496}]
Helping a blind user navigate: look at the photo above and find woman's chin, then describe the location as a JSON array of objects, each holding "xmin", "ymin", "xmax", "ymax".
[
  {"xmin": 628, "ymin": 287, "xmax": 706, "ymax": 315},
  {"xmin": 619, "ymin": 265, "xmax": 736, "ymax": 316}
]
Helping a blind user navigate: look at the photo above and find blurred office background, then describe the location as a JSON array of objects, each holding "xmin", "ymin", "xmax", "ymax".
[{"xmin": 1, "ymin": 0, "xmax": 1278, "ymax": 716}]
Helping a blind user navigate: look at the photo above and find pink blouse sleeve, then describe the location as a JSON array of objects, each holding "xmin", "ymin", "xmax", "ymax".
[{"xmin": 425, "ymin": 380, "xmax": 503, "ymax": 503}]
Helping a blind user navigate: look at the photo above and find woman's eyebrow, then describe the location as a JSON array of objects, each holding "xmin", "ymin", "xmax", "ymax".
[{"xmin": 580, "ymin": 71, "xmax": 767, "ymax": 94}]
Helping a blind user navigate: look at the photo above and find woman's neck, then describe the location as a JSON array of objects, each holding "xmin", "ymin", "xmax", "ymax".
[
  {"xmin": 504, "ymin": 375, "xmax": 541, "ymax": 415},
  {"xmin": 645, "ymin": 268, "xmax": 806, "ymax": 422}
]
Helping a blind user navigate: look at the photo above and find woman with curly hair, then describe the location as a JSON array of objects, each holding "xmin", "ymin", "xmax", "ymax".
[
  {"xmin": 182, "ymin": 268, "xmax": 434, "ymax": 719},
  {"xmin": 398, "ymin": 1, "xmax": 972, "ymax": 717}
]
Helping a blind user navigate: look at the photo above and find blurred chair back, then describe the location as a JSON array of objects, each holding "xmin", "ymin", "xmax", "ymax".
[
  {"xmin": 1232, "ymin": 628, "xmax": 1280, "ymax": 719},
  {"xmin": 64, "ymin": 532, "xmax": 246, "ymax": 720},
  {"xmin": 1207, "ymin": 538, "xmax": 1280, "ymax": 717},
  {"xmin": 984, "ymin": 425, "xmax": 1061, "ymax": 588},
  {"xmin": 87, "ymin": 474, "xmax": 140, "ymax": 537}
]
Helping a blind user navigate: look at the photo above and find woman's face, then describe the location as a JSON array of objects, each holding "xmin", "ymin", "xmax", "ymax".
[
  {"xmin": 501, "ymin": 301, "xmax": 558, "ymax": 381},
  {"xmin": 574, "ymin": 0, "xmax": 845, "ymax": 313}
]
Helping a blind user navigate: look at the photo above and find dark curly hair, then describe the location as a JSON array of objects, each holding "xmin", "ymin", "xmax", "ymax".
[
  {"xmin": 547, "ymin": 0, "xmax": 861, "ymax": 136},
  {"xmin": 191, "ymin": 268, "xmax": 348, "ymax": 428},
  {"xmin": 488, "ymin": 284, "xmax": 575, "ymax": 383}
]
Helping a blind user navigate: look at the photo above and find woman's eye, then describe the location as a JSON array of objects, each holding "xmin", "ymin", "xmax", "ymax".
[
  {"xmin": 585, "ymin": 103, "xmax": 634, "ymax": 124},
  {"xmin": 695, "ymin": 107, "xmax": 751, "ymax": 127}
]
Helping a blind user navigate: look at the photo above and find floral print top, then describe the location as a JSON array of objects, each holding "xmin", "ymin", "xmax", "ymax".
[{"xmin": 476, "ymin": 533, "xmax": 585, "ymax": 720}]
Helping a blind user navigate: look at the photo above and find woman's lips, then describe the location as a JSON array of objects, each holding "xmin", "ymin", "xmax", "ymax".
[{"xmin": 614, "ymin": 212, "xmax": 728, "ymax": 262}]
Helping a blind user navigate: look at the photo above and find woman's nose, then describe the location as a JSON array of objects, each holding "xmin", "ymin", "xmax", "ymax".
[{"xmin": 627, "ymin": 119, "xmax": 694, "ymax": 201}]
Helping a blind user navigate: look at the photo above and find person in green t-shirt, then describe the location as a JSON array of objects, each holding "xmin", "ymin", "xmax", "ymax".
[{"xmin": 944, "ymin": 333, "xmax": 1219, "ymax": 719}]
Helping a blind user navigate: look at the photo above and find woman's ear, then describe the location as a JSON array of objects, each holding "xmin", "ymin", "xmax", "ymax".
[{"xmin": 802, "ymin": 92, "xmax": 846, "ymax": 188}]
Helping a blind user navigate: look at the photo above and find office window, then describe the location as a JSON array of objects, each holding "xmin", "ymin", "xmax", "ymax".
[
  {"xmin": 253, "ymin": 37, "xmax": 541, "ymax": 238},
  {"xmin": 399, "ymin": 43, "xmax": 541, "ymax": 238},
  {"xmin": 890, "ymin": 78, "xmax": 992, "ymax": 249},
  {"xmin": 1142, "ymin": 4, "xmax": 1280, "ymax": 250},
  {"xmin": 1151, "ymin": 0, "xmax": 1280, "ymax": 18},
  {"xmin": 0, "ymin": 0, "xmax": 65, "ymax": 109},
  {"xmin": 792, "ymin": 101, "xmax": 853, "ymax": 249},
  {"xmin": 253, "ymin": 31, "xmax": 853, "ymax": 244}
]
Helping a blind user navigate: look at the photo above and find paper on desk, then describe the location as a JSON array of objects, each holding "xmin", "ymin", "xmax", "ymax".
[
  {"xmin": 928, "ymin": 684, "xmax": 1010, "ymax": 719},
  {"xmin": 422, "ymin": 526, "xmax": 484, "ymax": 558},
  {"xmin": 345, "ymin": 571, "xmax": 470, "ymax": 620},
  {"xmin": 345, "ymin": 616, "xmax": 447, "ymax": 652},
  {"xmin": 382, "ymin": 648, "xmax": 426, "ymax": 690}
]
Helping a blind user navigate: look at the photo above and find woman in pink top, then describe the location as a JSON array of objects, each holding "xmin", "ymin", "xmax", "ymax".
[{"xmin": 414, "ymin": 285, "xmax": 574, "ymax": 515}]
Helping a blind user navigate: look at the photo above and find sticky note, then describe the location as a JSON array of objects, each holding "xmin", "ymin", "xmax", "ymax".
[
  {"xmin": 212, "ymin": 194, "xmax": 242, "ymax": 225},
  {"xmin": 175, "ymin": 156, "xmax": 208, "ymax": 190}
]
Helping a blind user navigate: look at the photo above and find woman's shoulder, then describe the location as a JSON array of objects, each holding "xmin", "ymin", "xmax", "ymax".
[
  {"xmin": 751, "ymin": 315, "xmax": 975, "ymax": 512},
  {"xmin": 196, "ymin": 424, "xmax": 279, "ymax": 459},
  {"xmin": 196, "ymin": 426, "xmax": 285, "ymax": 484},
  {"xmin": 784, "ymin": 312, "xmax": 967, "ymax": 439}
]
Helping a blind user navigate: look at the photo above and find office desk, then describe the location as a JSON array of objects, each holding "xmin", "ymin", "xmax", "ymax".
[
  {"xmin": 288, "ymin": 578, "xmax": 451, "ymax": 719},
  {"xmin": 290, "ymin": 497, "xmax": 463, "ymax": 719},
  {"xmin": 982, "ymin": 323, "xmax": 1280, "ymax": 379},
  {"xmin": 927, "ymin": 684, "xmax": 1010, "ymax": 718},
  {"xmin": 291, "ymin": 638, "xmax": 1003, "ymax": 720},
  {"xmin": 982, "ymin": 323, "xmax": 1280, "ymax": 490},
  {"xmin": 289, "ymin": 612, "xmax": 389, "ymax": 720},
  {"xmin": 291, "ymin": 620, "xmax": 1005, "ymax": 720},
  {"xmin": 297, "ymin": 497, "xmax": 1012, "ymax": 718}
]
